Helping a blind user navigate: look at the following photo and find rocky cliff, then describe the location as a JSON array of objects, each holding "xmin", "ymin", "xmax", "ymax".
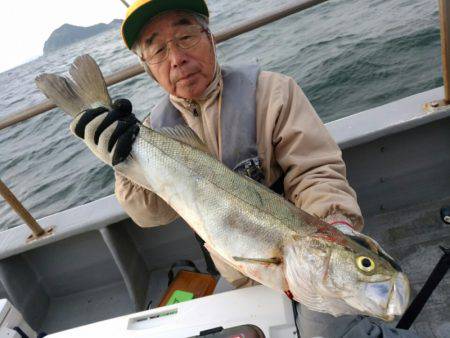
[{"xmin": 43, "ymin": 19, "xmax": 122, "ymax": 55}]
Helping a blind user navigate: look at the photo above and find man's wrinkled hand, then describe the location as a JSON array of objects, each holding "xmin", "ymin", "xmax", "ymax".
[{"xmin": 69, "ymin": 99, "xmax": 140, "ymax": 166}]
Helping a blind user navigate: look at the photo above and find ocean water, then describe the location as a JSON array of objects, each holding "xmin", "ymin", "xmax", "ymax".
[{"xmin": 0, "ymin": 0, "xmax": 442, "ymax": 230}]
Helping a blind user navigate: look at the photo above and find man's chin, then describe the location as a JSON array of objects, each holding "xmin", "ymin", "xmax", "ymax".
[{"xmin": 175, "ymin": 83, "xmax": 206, "ymax": 100}]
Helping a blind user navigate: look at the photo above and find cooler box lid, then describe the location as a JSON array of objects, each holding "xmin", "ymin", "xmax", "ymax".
[{"xmin": 48, "ymin": 285, "xmax": 296, "ymax": 338}]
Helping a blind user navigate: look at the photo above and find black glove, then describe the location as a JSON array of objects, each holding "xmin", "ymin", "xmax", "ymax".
[{"xmin": 70, "ymin": 99, "xmax": 140, "ymax": 166}]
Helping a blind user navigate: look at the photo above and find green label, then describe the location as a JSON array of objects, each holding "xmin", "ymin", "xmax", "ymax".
[{"xmin": 166, "ymin": 290, "xmax": 194, "ymax": 305}]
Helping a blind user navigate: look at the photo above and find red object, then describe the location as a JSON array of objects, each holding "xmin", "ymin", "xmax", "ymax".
[{"xmin": 284, "ymin": 290, "xmax": 294, "ymax": 299}]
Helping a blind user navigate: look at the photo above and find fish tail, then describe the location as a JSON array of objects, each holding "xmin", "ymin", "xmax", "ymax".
[
  {"xmin": 35, "ymin": 73, "xmax": 87, "ymax": 118},
  {"xmin": 69, "ymin": 55, "xmax": 112, "ymax": 110},
  {"xmin": 35, "ymin": 54, "xmax": 112, "ymax": 118}
]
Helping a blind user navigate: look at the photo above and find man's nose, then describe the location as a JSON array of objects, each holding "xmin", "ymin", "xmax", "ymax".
[{"xmin": 167, "ymin": 41, "xmax": 187, "ymax": 68}]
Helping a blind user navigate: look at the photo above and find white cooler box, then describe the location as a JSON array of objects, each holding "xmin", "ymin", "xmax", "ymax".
[
  {"xmin": 0, "ymin": 299, "xmax": 36, "ymax": 338},
  {"xmin": 48, "ymin": 285, "xmax": 296, "ymax": 338}
]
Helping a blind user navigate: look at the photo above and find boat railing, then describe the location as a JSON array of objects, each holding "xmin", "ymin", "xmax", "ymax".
[{"xmin": 1, "ymin": 0, "xmax": 450, "ymax": 240}]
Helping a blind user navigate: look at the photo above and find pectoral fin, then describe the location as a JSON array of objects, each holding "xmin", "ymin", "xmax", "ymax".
[{"xmin": 233, "ymin": 256, "xmax": 282, "ymax": 265}]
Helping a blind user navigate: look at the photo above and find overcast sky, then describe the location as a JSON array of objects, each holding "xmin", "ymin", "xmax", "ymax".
[{"xmin": 0, "ymin": 0, "xmax": 127, "ymax": 73}]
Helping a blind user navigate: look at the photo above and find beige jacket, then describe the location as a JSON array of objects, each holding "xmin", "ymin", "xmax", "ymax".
[{"xmin": 115, "ymin": 70, "xmax": 364, "ymax": 286}]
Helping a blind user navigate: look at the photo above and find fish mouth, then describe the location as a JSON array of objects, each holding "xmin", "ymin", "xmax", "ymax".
[
  {"xmin": 386, "ymin": 272, "xmax": 410, "ymax": 317},
  {"xmin": 360, "ymin": 272, "xmax": 410, "ymax": 320}
]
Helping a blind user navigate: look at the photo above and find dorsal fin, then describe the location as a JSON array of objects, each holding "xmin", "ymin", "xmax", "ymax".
[{"xmin": 159, "ymin": 125, "xmax": 209, "ymax": 153}]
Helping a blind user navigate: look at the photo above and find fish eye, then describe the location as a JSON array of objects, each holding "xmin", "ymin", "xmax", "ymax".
[{"xmin": 356, "ymin": 256, "xmax": 375, "ymax": 272}]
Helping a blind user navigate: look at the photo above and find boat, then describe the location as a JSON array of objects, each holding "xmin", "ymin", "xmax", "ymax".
[{"xmin": 0, "ymin": 0, "xmax": 449, "ymax": 337}]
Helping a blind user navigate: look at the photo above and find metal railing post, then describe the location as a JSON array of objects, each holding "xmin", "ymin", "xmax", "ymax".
[
  {"xmin": 0, "ymin": 179, "xmax": 52, "ymax": 240},
  {"xmin": 423, "ymin": 0, "xmax": 450, "ymax": 111},
  {"xmin": 439, "ymin": 0, "xmax": 450, "ymax": 103},
  {"xmin": 119, "ymin": 0, "xmax": 130, "ymax": 8}
]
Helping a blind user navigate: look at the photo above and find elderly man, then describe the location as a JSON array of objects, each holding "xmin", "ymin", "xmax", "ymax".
[{"xmin": 70, "ymin": 0, "xmax": 419, "ymax": 337}]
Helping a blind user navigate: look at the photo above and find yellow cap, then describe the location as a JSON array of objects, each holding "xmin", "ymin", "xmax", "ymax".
[{"xmin": 122, "ymin": 0, "xmax": 209, "ymax": 50}]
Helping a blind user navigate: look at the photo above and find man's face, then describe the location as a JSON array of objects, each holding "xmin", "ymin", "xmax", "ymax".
[{"xmin": 138, "ymin": 11, "xmax": 216, "ymax": 100}]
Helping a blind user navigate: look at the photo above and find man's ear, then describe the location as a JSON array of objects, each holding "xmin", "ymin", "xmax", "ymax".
[{"xmin": 209, "ymin": 31, "xmax": 216, "ymax": 45}]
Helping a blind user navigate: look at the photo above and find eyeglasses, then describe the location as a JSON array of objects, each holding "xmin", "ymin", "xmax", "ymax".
[{"xmin": 142, "ymin": 25, "xmax": 207, "ymax": 65}]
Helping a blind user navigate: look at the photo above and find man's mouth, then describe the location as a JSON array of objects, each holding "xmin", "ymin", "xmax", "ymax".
[{"xmin": 176, "ymin": 72, "xmax": 198, "ymax": 84}]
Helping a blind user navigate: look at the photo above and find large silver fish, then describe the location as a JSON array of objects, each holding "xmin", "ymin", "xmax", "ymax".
[{"xmin": 36, "ymin": 55, "xmax": 410, "ymax": 321}]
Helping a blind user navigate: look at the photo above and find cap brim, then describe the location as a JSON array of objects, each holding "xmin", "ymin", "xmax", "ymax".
[{"xmin": 122, "ymin": 0, "xmax": 209, "ymax": 49}]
